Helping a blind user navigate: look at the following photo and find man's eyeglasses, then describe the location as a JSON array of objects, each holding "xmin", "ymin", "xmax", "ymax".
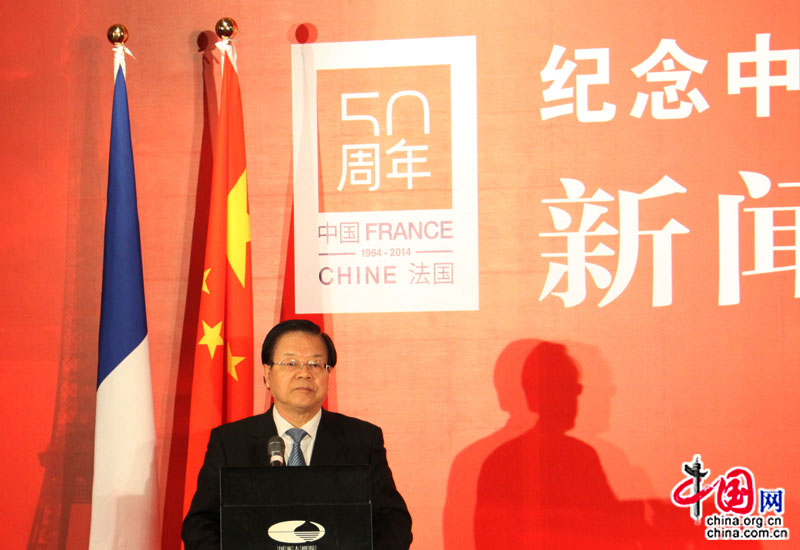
[{"xmin": 271, "ymin": 360, "xmax": 332, "ymax": 374}]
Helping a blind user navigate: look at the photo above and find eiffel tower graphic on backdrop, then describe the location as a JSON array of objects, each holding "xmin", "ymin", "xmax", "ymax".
[{"xmin": 27, "ymin": 84, "xmax": 102, "ymax": 547}]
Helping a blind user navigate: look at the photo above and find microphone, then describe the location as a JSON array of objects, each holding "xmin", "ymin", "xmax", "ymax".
[{"xmin": 268, "ymin": 436, "xmax": 285, "ymax": 467}]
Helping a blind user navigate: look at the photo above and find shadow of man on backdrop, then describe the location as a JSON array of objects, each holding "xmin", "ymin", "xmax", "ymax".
[
  {"xmin": 473, "ymin": 341, "xmax": 636, "ymax": 549},
  {"xmin": 443, "ymin": 339, "xmax": 540, "ymax": 550}
]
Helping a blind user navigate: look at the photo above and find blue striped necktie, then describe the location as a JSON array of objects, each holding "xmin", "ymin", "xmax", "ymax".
[{"xmin": 286, "ymin": 428, "xmax": 308, "ymax": 466}]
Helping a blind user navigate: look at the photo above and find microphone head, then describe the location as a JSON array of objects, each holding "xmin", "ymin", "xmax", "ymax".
[{"xmin": 268, "ymin": 436, "xmax": 285, "ymax": 466}]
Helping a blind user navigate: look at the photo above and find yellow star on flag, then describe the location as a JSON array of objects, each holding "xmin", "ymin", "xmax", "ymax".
[
  {"xmin": 227, "ymin": 170, "xmax": 251, "ymax": 287},
  {"xmin": 202, "ymin": 268, "xmax": 211, "ymax": 294},
  {"xmin": 198, "ymin": 320, "xmax": 223, "ymax": 358},
  {"xmin": 226, "ymin": 344, "xmax": 245, "ymax": 381}
]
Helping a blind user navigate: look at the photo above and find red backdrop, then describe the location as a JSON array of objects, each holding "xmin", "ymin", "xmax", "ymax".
[{"xmin": 1, "ymin": 1, "xmax": 798, "ymax": 548}]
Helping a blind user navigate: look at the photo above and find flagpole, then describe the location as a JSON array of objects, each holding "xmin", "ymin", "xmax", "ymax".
[
  {"xmin": 107, "ymin": 24, "xmax": 135, "ymax": 79},
  {"xmin": 215, "ymin": 17, "xmax": 239, "ymax": 75},
  {"xmin": 215, "ymin": 18, "xmax": 238, "ymax": 41},
  {"xmin": 106, "ymin": 24, "xmax": 127, "ymax": 46}
]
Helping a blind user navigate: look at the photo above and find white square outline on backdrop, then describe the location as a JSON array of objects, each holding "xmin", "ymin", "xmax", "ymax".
[{"xmin": 291, "ymin": 36, "xmax": 478, "ymax": 313}]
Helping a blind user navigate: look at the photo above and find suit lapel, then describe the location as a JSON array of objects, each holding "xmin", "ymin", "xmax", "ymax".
[
  {"xmin": 248, "ymin": 407, "xmax": 279, "ymax": 465},
  {"xmin": 310, "ymin": 408, "xmax": 344, "ymax": 466}
]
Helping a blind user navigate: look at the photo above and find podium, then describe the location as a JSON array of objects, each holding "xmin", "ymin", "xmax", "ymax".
[{"xmin": 220, "ymin": 465, "xmax": 373, "ymax": 549}]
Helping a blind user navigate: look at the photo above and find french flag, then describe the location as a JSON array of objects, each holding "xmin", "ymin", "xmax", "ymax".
[{"xmin": 89, "ymin": 64, "xmax": 159, "ymax": 549}]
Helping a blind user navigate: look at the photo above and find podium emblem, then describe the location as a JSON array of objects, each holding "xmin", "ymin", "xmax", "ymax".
[{"xmin": 268, "ymin": 520, "xmax": 326, "ymax": 543}]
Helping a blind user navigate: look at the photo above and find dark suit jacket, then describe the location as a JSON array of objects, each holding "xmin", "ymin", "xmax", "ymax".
[{"xmin": 182, "ymin": 407, "xmax": 413, "ymax": 550}]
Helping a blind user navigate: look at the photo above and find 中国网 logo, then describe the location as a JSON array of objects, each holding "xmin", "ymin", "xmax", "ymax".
[{"xmin": 670, "ymin": 454, "xmax": 789, "ymax": 541}]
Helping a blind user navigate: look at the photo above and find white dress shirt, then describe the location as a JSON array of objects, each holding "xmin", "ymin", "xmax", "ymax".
[{"xmin": 272, "ymin": 407, "xmax": 322, "ymax": 465}]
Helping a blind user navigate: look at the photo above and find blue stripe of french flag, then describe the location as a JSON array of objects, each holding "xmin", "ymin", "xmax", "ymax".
[{"xmin": 89, "ymin": 64, "xmax": 159, "ymax": 549}]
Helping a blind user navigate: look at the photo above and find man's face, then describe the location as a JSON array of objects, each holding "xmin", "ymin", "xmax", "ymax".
[{"xmin": 265, "ymin": 331, "xmax": 330, "ymax": 418}]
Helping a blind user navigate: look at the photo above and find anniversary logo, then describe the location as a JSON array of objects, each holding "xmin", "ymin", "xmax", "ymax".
[{"xmin": 291, "ymin": 36, "xmax": 478, "ymax": 313}]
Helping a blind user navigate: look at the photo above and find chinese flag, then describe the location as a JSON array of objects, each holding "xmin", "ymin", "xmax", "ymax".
[{"xmin": 184, "ymin": 49, "xmax": 254, "ymax": 515}]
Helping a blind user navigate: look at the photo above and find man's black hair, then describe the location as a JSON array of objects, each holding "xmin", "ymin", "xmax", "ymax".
[{"xmin": 260, "ymin": 319, "xmax": 337, "ymax": 367}]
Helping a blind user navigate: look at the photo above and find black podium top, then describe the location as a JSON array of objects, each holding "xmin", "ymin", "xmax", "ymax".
[{"xmin": 220, "ymin": 465, "xmax": 373, "ymax": 549}]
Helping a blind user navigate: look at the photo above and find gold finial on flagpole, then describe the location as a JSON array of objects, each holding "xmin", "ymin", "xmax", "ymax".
[
  {"xmin": 215, "ymin": 18, "xmax": 238, "ymax": 40},
  {"xmin": 107, "ymin": 24, "xmax": 129, "ymax": 45}
]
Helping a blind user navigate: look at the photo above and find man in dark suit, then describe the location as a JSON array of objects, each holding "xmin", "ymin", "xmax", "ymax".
[{"xmin": 182, "ymin": 319, "xmax": 413, "ymax": 550}]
